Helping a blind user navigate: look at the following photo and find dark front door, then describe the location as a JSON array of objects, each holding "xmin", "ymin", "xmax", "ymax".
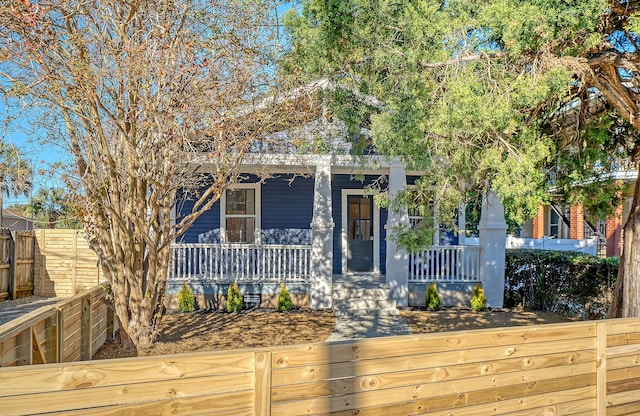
[{"xmin": 347, "ymin": 195, "xmax": 374, "ymax": 272}]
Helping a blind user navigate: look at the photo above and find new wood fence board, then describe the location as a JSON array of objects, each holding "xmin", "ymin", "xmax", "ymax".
[
  {"xmin": 272, "ymin": 349, "xmax": 596, "ymax": 386},
  {"xmin": 606, "ymin": 400, "xmax": 640, "ymax": 416},
  {"xmin": 0, "ymin": 337, "xmax": 20, "ymax": 367},
  {"xmin": 495, "ymin": 398, "xmax": 596, "ymax": 416},
  {"xmin": 271, "ymin": 361, "xmax": 595, "ymax": 402},
  {"xmin": 0, "ymin": 373, "xmax": 253, "ymax": 415},
  {"xmin": 272, "ymin": 323, "xmax": 597, "ymax": 368},
  {"xmin": 35, "ymin": 393, "xmax": 254, "ymax": 416},
  {"xmin": 607, "ymin": 387, "xmax": 640, "ymax": 407},
  {"xmin": 271, "ymin": 382, "xmax": 597, "ymax": 416},
  {"xmin": 272, "ymin": 336, "xmax": 596, "ymax": 379},
  {"xmin": 607, "ymin": 376, "xmax": 640, "ymax": 395},
  {"xmin": 464, "ymin": 373, "xmax": 595, "ymax": 407},
  {"xmin": 0, "ymin": 352, "xmax": 255, "ymax": 396},
  {"xmin": 608, "ymin": 365, "xmax": 640, "ymax": 383},
  {"xmin": 416, "ymin": 385, "xmax": 596, "ymax": 416}
]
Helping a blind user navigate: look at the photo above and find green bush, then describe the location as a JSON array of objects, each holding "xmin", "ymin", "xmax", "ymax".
[
  {"xmin": 177, "ymin": 283, "xmax": 196, "ymax": 312},
  {"xmin": 470, "ymin": 283, "xmax": 487, "ymax": 311},
  {"xmin": 226, "ymin": 283, "xmax": 242, "ymax": 313},
  {"xmin": 505, "ymin": 249, "xmax": 618, "ymax": 316},
  {"xmin": 426, "ymin": 282, "xmax": 441, "ymax": 310},
  {"xmin": 278, "ymin": 283, "xmax": 293, "ymax": 312}
]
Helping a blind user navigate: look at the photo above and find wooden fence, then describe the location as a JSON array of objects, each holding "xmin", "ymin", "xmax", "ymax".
[
  {"xmin": 1, "ymin": 318, "xmax": 640, "ymax": 415},
  {"xmin": 0, "ymin": 229, "xmax": 10, "ymax": 301},
  {"xmin": 34, "ymin": 229, "xmax": 101, "ymax": 298},
  {"xmin": 0, "ymin": 286, "xmax": 115, "ymax": 367},
  {"xmin": 0, "ymin": 229, "xmax": 101, "ymax": 301},
  {"xmin": 0, "ymin": 230, "xmax": 35, "ymax": 301}
]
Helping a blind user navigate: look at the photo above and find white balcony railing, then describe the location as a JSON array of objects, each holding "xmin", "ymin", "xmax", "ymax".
[
  {"xmin": 169, "ymin": 243, "xmax": 311, "ymax": 282},
  {"xmin": 409, "ymin": 245, "xmax": 481, "ymax": 283}
]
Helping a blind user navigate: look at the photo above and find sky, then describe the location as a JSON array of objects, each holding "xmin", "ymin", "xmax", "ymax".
[
  {"xmin": 1, "ymin": 1, "xmax": 297, "ymax": 209},
  {"xmin": 2, "ymin": 111, "xmax": 72, "ymax": 207}
]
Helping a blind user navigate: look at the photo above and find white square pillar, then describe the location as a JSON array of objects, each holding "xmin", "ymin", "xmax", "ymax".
[
  {"xmin": 478, "ymin": 190, "xmax": 507, "ymax": 308},
  {"xmin": 385, "ymin": 158, "xmax": 410, "ymax": 306},
  {"xmin": 310, "ymin": 157, "xmax": 334, "ymax": 309}
]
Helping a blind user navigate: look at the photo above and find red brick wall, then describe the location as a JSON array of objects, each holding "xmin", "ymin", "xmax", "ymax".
[
  {"xmin": 532, "ymin": 205, "xmax": 545, "ymax": 239},
  {"xmin": 570, "ymin": 203, "xmax": 585, "ymax": 240}
]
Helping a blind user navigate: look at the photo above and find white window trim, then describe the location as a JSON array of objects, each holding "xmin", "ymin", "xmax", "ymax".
[
  {"xmin": 341, "ymin": 189, "xmax": 380, "ymax": 274},
  {"xmin": 548, "ymin": 206, "xmax": 561, "ymax": 239},
  {"xmin": 220, "ymin": 183, "xmax": 261, "ymax": 244}
]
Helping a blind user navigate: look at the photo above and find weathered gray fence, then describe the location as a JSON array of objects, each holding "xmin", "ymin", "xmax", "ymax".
[{"xmin": 0, "ymin": 229, "xmax": 35, "ymax": 301}]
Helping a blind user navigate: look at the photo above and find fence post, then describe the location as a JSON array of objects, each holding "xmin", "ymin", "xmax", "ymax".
[
  {"xmin": 9, "ymin": 230, "xmax": 16, "ymax": 300},
  {"xmin": 56, "ymin": 307, "xmax": 64, "ymax": 363},
  {"xmin": 81, "ymin": 294, "xmax": 92, "ymax": 360},
  {"xmin": 254, "ymin": 351, "xmax": 272, "ymax": 416},
  {"xmin": 596, "ymin": 321, "xmax": 607, "ymax": 416},
  {"xmin": 72, "ymin": 231, "xmax": 78, "ymax": 296}
]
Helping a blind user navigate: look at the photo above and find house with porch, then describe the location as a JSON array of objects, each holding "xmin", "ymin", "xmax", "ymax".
[
  {"xmin": 167, "ymin": 86, "xmax": 507, "ymax": 311},
  {"xmin": 519, "ymin": 159, "xmax": 636, "ymax": 258}
]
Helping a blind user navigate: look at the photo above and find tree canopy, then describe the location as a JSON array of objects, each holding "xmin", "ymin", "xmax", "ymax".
[{"xmin": 283, "ymin": 0, "xmax": 640, "ymax": 316}]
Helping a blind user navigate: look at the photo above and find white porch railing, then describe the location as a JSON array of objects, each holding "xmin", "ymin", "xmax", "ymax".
[
  {"xmin": 169, "ymin": 243, "xmax": 311, "ymax": 282},
  {"xmin": 464, "ymin": 236, "xmax": 598, "ymax": 255},
  {"xmin": 409, "ymin": 245, "xmax": 481, "ymax": 283}
]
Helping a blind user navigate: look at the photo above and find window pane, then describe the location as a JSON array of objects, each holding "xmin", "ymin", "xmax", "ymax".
[
  {"xmin": 226, "ymin": 218, "xmax": 255, "ymax": 243},
  {"xmin": 226, "ymin": 189, "xmax": 255, "ymax": 215}
]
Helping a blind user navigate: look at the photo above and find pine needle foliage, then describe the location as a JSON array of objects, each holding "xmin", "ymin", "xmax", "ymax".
[
  {"xmin": 278, "ymin": 283, "xmax": 293, "ymax": 312},
  {"xmin": 471, "ymin": 283, "xmax": 487, "ymax": 312},
  {"xmin": 426, "ymin": 282, "xmax": 441, "ymax": 311},
  {"xmin": 177, "ymin": 283, "xmax": 195, "ymax": 312},
  {"xmin": 226, "ymin": 283, "xmax": 243, "ymax": 313}
]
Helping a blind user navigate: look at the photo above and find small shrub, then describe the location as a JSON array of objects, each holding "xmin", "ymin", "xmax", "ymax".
[
  {"xmin": 226, "ymin": 282, "xmax": 242, "ymax": 312},
  {"xmin": 278, "ymin": 283, "xmax": 293, "ymax": 312},
  {"xmin": 470, "ymin": 283, "xmax": 487, "ymax": 311},
  {"xmin": 426, "ymin": 282, "xmax": 441, "ymax": 311},
  {"xmin": 177, "ymin": 283, "xmax": 196, "ymax": 312}
]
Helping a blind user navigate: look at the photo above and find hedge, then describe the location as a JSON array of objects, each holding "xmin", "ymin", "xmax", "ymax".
[{"xmin": 505, "ymin": 249, "xmax": 618, "ymax": 318}]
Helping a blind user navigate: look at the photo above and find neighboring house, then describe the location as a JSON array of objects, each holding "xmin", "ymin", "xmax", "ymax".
[
  {"xmin": 168, "ymin": 82, "xmax": 508, "ymax": 310},
  {"xmin": 520, "ymin": 160, "xmax": 635, "ymax": 258},
  {"xmin": 1, "ymin": 210, "xmax": 33, "ymax": 231}
]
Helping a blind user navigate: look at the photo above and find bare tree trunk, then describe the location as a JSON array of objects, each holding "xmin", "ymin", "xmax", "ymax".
[{"xmin": 609, "ymin": 164, "xmax": 640, "ymax": 318}]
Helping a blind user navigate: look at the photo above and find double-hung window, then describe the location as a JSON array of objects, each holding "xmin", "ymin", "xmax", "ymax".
[{"xmin": 221, "ymin": 184, "xmax": 260, "ymax": 243}]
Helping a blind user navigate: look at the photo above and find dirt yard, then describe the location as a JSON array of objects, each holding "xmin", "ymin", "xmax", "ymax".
[{"xmin": 92, "ymin": 307, "xmax": 579, "ymax": 359}]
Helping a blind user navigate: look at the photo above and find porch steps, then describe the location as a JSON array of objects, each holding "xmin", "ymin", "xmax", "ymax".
[
  {"xmin": 332, "ymin": 282, "xmax": 397, "ymax": 311},
  {"xmin": 327, "ymin": 278, "xmax": 410, "ymax": 341}
]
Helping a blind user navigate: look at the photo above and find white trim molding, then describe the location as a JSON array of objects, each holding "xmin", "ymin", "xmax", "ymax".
[
  {"xmin": 341, "ymin": 189, "xmax": 380, "ymax": 274},
  {"xmin": 220, "ymin": 182, "xmax": 261, "ymax": 244}
]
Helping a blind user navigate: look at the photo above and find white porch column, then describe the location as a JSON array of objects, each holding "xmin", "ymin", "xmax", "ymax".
[
  {"xmin": 310, "ymin": 156, "xmax": 334, "ymax": 309},
  {"xmin": 478, "ymin": 190, "xmax": 507, "ymax": 308},
  {"xmin": 458, "ymin": 202, "xmax": 466, "ymax": 245},
  {"xmin": 385, "ymin": 158, "xmax": 410, "ymax": 306}
]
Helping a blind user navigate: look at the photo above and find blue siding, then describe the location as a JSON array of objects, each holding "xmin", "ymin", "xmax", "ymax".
[
  {"xmin": 262, "ymin": 176, "xmax": 314, "ymax": 229},
  {"xmin": 178, "ymin": 196, "xmax": 221, "ymax": 243},
  {"xmin": 179, "ymin": 174, "xmax": 313, "ymax": 243}
]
